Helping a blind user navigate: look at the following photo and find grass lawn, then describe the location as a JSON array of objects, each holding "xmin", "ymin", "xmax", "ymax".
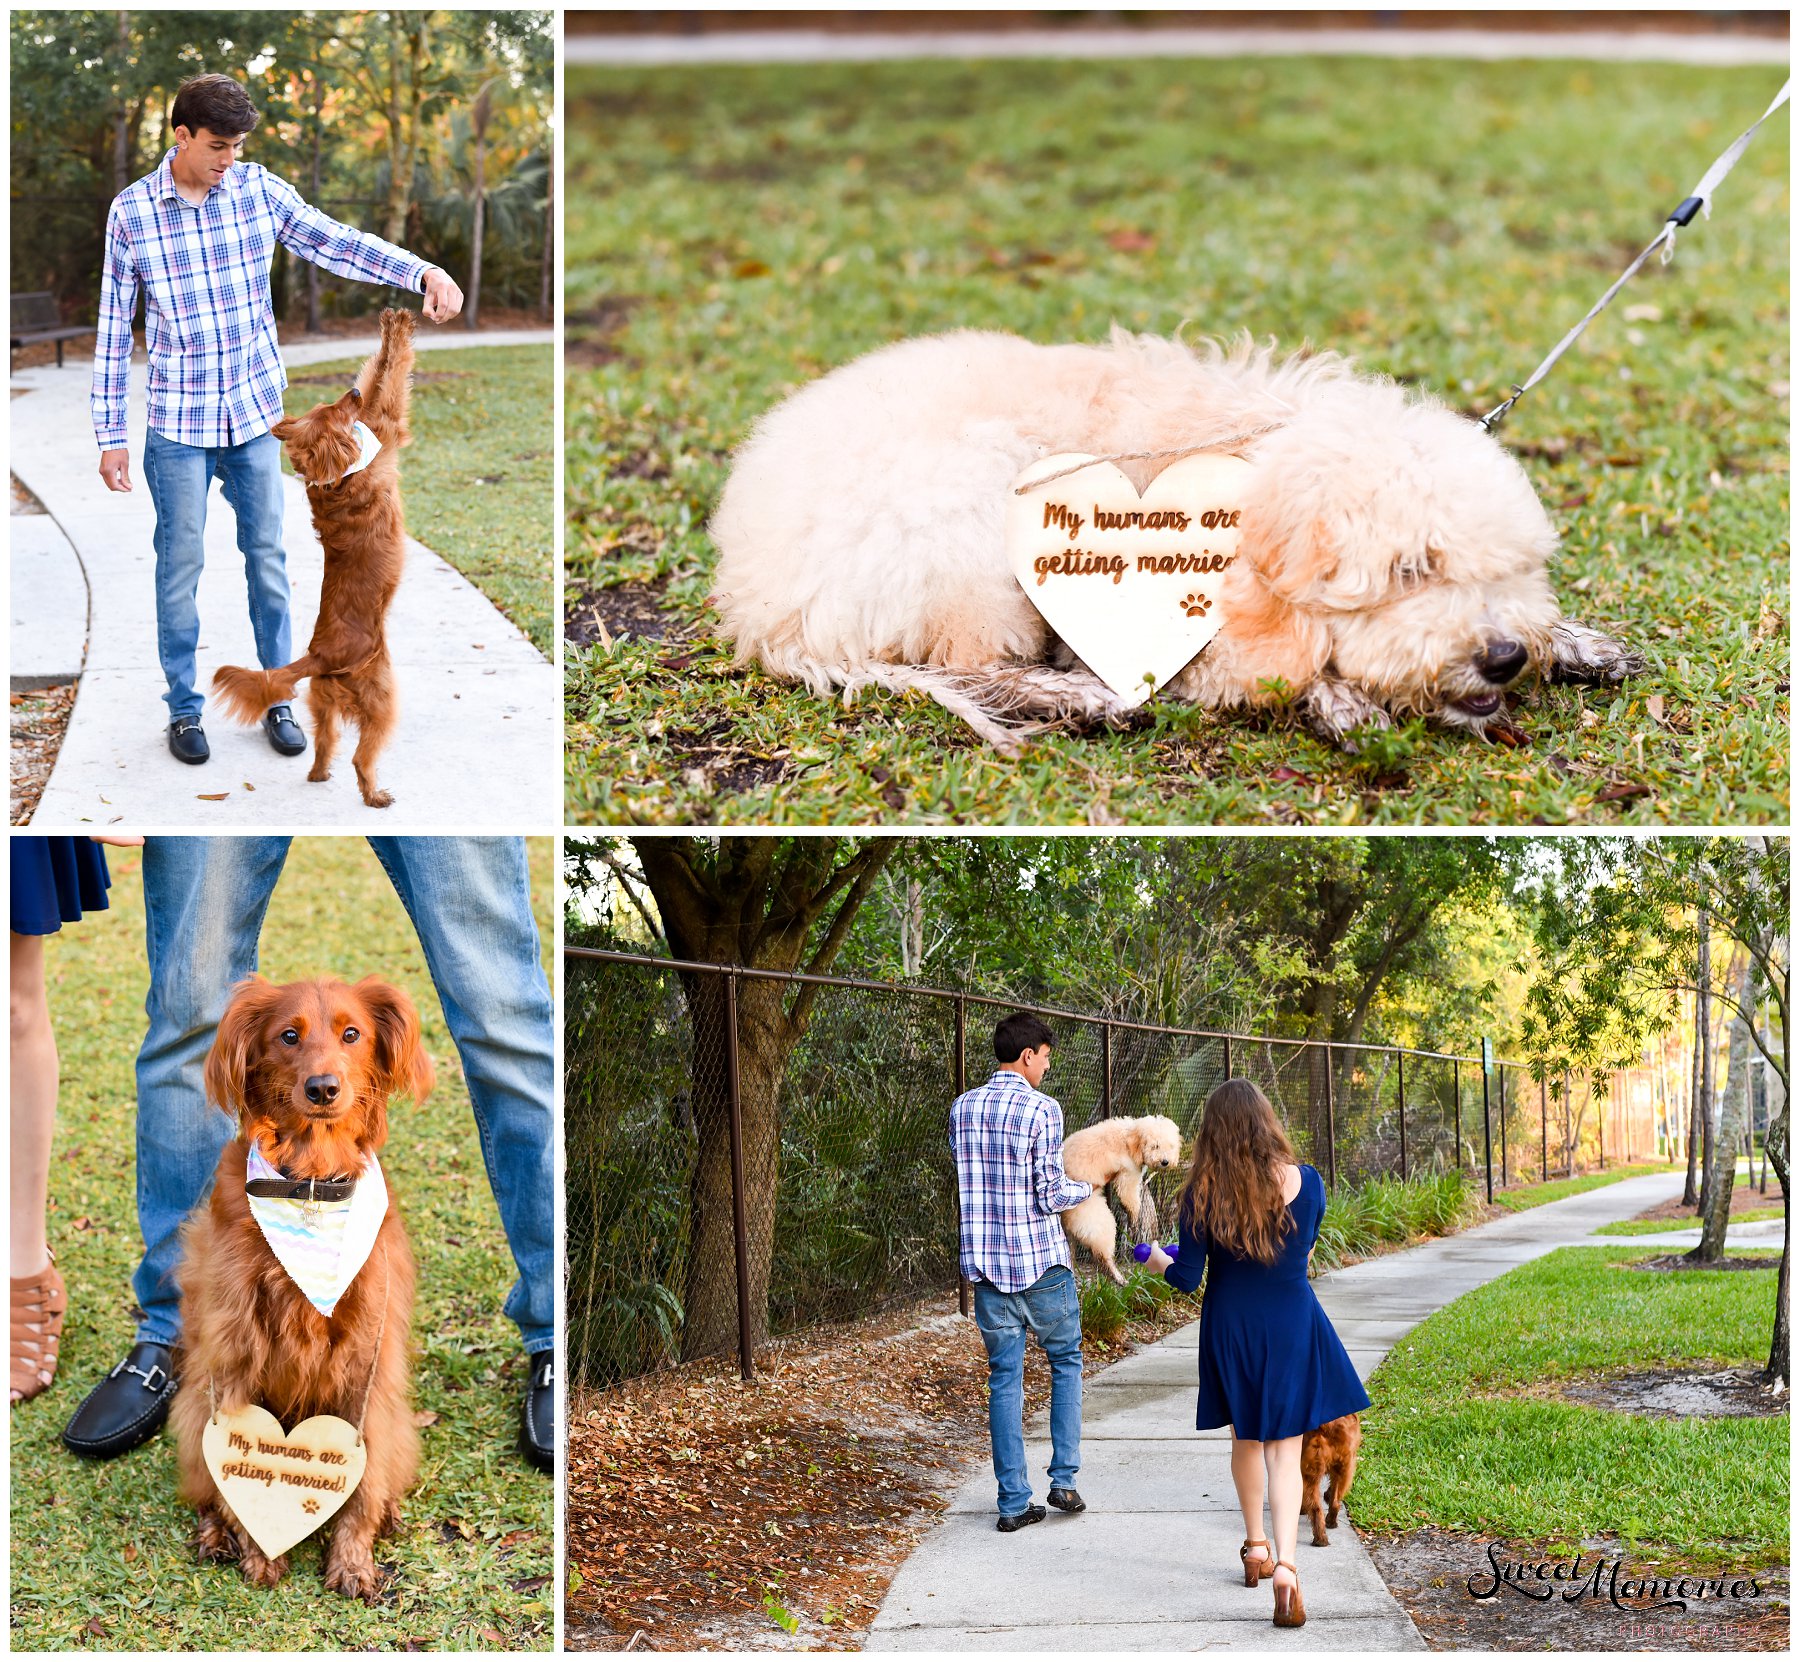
[
  {"xmin": 564, "ymin": 56, "xmax": 1788, "ymax": 826},
  {"xmin": 9, "ymin": 839, "xmax": 554, "ymax": 1652},
  {"xmin": 1597, "ymin": 1203, "xmax": 1785, "ymax": 1235},
  {"xmin": 1352, "ymin": 1244, "xmax": 1787, "ymax": 1563},
  {"xmin": 1488, "ymin": 1160, "xmax": 1675, "ymax": 1211},
  {"xmin": 286, "ymin": 344, "xmax": 554, "ymax": 656}
]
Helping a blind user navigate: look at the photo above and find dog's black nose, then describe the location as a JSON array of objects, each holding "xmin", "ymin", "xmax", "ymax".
[
  {"xmin": 1474, "ymin": 638, "xmax": 1528, "ymax": 684},
  {"xmin": 348, "ymin": 385, "xmax": 362, "ymax": 402},
  {"xmin": 304, "ymin": 1074, "xmax": 341, "ymax": 1106}
]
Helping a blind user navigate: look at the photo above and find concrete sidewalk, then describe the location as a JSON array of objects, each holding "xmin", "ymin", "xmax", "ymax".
[
  {"xmin": 11, "ymin": 329, "xmax": 558, "ymax": 828},
  {"xmin": 867, "ymin": 1168, "xmax": 1743, "ymax": 1652}
]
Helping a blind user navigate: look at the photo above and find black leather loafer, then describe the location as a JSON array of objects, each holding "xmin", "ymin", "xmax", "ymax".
[
  {"xmin": 1047, "ymin": 1486, "xmax": 1086, "ymax": 1513},
  {"xmin": 168, "ymin": 717, "xmax": 209, "ymax": 764},
  {"xmin": 61, "ymin": 1342, "xmax": 177, "ymax": 1459},
  {"xmin": 264, "ymin": 704, "xmax": 307, "ymax": 756},
  {"xmin": 996, "ymin": 1503, "xmax": 1047, "ymax": 1533},
  {"xmin": 520, "ymin": 1348, "xmax": 553, "ymax": 1471}
]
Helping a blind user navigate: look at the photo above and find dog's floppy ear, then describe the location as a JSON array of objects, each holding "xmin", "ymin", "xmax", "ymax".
[
  {"xmin": 204, "ymin": 975, "xmax": 285, "ymax": 1127},
  {"xmin": 354, "ymin": 976, "xmax": 436, "ymax": 1107}
]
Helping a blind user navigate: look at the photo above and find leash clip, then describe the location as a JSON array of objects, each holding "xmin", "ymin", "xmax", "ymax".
[{"xmin": 1477, "ymin": 385, "xmax": 1526, "ymax": 435}]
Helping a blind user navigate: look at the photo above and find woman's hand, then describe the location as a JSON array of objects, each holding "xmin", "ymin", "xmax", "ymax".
[
  {"xmin": 90, "ymin": 835, "xmax": 144, "ymax": 847},
  {"xmin": 1143, "ymin": 1244, "xmax": 1174, "ymax": 1274}
]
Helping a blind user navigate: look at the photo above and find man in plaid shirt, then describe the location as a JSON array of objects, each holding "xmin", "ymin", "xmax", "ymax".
[
  {"xmin": 91, "ymin": 74, "xmax": 464, "ymax": 767},
  {"xmin": 949, "ymin": 1011, "xmax": 1093, "ymax": 1532}
]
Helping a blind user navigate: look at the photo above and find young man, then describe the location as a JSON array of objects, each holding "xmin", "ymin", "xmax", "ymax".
[
  {"xmin": 948, "ymin": 1011, "xmax": 1093, "ymax": 1532},
  {"xmin": 90, "ymin": 73, "xmax": 465, "ymax": 765},
  {"xmin": 60, "ymin": 837, "xmax": 554, "ymax": 1472}
]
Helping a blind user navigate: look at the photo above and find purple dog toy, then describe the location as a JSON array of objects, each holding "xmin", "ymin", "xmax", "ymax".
[{"xmin": 1132, "ymin": 1242, "xmax": 1179, "ymax": 1264}]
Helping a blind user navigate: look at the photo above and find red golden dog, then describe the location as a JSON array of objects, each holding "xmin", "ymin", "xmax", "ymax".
[
  {"xmin": 213, "ymin": 307, "xmax": 417, "ymax": 807},
  {"xmin": 170, "ymin": 974, "xmax": 434, "ymax": 1599},
  {"xmin": 1300, "ymin": 1412, "xmax": 1361, "ymax": 1546}
]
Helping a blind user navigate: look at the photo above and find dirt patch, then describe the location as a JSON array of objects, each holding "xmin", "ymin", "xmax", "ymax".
[
  {"xmin": 1555, "ymin": 1366, "xmax": 1788, "ymax": 1421},
  {"xmin": 566, "ymin": 580, "xmax": 681, "ymax": 649},
  {"xmin": 1366, "ymin": 1525, "xmax": 1788, "ymax": 1651},
  {"xmin": 11, "ymin": 683, "xmax": 76, "ymax": 824},
  {"xmin": 1629, "ymin": 1253, "xmax": 1783, "ymax": 1273},
  {"xmin": 12, "ymin": 472, "xmax": 47, "ymax": 514},
  {"xmin": 663, "ymin": 719, "xmax": 792, "ymax": 796},
  {"xmin": 566, "ymin": 1288, "xmax": 1204, "ymax": 1651},
  {"xmin": 1627, "ymin": 1184, "xmax": 1783, "ymax": 1226},
  {"xmin": 568, "ymin": 296, "xmax": 643, "ymax": 368}
]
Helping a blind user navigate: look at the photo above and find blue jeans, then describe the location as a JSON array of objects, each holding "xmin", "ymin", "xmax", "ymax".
[
  {"xmin": 142, "ymin": 427, "xmax": 291, "ymax": 720},
  {"xmin": 971, "ymin": 1264, "xmax": 1084, "ymax": 1516},
  {"xmin": 131, "ymin": 836, "xmax": 554, "ymax": 1355}
]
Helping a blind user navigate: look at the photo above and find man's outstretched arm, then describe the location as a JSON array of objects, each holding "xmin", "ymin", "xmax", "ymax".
[
  {"xmin": 92, "ymin": 202, "xmax": 140, "ymax": 489},
  {"xmin": 1031, "ymin": 1104, "xmax": 1093, "ymax": 1217},
  {"xmin": 263, "ymin": 169, "xmax": 463, "ymax": 321}
]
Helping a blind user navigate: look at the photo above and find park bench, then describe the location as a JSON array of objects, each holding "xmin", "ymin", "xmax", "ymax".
[{"xmin": 11, "ymin": 292, "xmax": 91, "ymax": 368}]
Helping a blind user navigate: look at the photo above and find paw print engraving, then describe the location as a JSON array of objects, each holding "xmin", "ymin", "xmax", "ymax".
[
  {"xmin": 1182, "ymin": 592, "xmax": 1212, "ymax": 618},
  {"xmin": 303, "ymin": 1499, "xmax": 321, "ymax": 1515}
]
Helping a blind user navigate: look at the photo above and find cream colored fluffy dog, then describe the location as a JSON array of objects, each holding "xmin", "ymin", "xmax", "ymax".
[
  {"xmin": 710, "ymin": 330, "xmax": 1645, "ymax": 749},
  {"xmin": 1058, "ymin": 1113, "xmax": 1184, "ymax": 1284}
]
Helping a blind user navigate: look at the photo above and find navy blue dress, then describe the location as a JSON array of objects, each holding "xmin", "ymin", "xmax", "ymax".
[
  {"xmin": 11, "ymin": 838, "xmax": 111, "ymax": 936},
  {"xmin": 1162, "ymin": 1162, "xmax": 1370, "ymax": 1440}
]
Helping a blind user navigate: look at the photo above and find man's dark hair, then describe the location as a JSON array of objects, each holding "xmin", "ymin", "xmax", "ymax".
[
  {"xmin": 993, "ymin": 1011, "xmax": 1053, "ymax": 1065},
  {"xmin": 170, "ymin": 74, "xmax": 261, "ymax": 139}
]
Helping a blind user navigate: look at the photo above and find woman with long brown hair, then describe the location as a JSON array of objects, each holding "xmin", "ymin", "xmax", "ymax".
[{"xmin": 1148, "ymin": 1078, "xmax": 1369, "ymax": 1628}]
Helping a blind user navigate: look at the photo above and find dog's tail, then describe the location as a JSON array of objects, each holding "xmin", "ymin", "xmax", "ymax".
[
  {"xmin": 840, "ymin": 663, "xmax": 1141, "ymax": 755},
  {"xmin": 210, "ymin": 656, "xmax": 327, "ymax": 724}
]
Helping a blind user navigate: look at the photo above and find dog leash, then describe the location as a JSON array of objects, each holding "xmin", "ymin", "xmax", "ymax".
[
  {"xmin": 207, "ymin": 1244, "xmax": 391, "ymax": 1446},
  {"xmin": 1478, "ymin": 77, "xmax": 1789, "ymax": 434},
  {"xmin": 1012, "ymin": 420, "xmax": 1291, "ymax": 492}
]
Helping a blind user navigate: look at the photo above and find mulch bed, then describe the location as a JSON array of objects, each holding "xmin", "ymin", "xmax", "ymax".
[
  {"xmin": 1556, "ymin": 1366, "xmax": 1788, "ymax": 1420},
  {"xmin": 10, "ymin": 682, "xmax": 76, "ymax": 824},
  {"xmin": 565, "ymin": 1288, "xmax": 1201, "ymax": 1651},
  {"xmin": 1366, "ymin": 1526, "xmax": 1789, "ymax": 1651},
  {"xmin": 1630, "ymin": 1183, "xmax": 1784, "ymax": 1226},
  {"xmin": 1630, "ymin": 1254, "xmax": 1783, "ymax": 1273}
]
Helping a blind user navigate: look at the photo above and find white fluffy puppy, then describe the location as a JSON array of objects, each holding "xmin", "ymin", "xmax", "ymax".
[
  {"xmin": 709, "ymin": 330, "xmax": 1644, "ymax": 748},
  {"xmin": 1058, "ymin": 1113, "xmax": 1184, "ymax": 1285}
]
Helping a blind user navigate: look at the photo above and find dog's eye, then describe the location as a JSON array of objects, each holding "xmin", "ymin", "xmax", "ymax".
[
  {"xmin": 342, "ymin": 1027, "xmax": 361, "ymax": 1044},
  {"xmin": 280, "ymin": 1028, "xmax": 300, "ymax": 1046}
]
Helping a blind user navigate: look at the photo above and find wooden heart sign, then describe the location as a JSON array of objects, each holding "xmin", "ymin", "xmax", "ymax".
[
  {"xmin": 1007, "ymin": 451, "xmax": 1252, "ymax": 706},
  {"xmin": 202, "ymin": 1405, "xmax": 367, "ymax": 1559}
]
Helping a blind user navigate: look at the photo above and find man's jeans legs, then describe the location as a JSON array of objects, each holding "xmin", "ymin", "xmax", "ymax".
[
  {"xmin": 365, "ymin": 838, "xmax": 556, "ymax": 1352},
  {"xmin": 143, "ymin": 429, "xmax": 291, "ymax": 721},
  {"xmin": 971, "ymin": 1264, "xmax": 1084, "ymax": 1516},
  {"xmin": 134, "ymin": 836, "xmax": 292, "ymax": 1342}
]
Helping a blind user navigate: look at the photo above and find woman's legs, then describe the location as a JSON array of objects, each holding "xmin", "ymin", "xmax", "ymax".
[
  {"xmin": 1229, "ymin": 1432, "xmax": 1270, "ymax": 1566},
  {"xmin": 11, "ymin": 932, "xmax": 55, "ymax": 1277},
  {"xmin": 1264, "ymin": 1433, "xmax": 1305, "ymax": 1593}
]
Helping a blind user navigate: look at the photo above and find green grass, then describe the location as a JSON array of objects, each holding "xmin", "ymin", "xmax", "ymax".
[
  {"xmin": 9, "ymin": 840, "xmax": 554, "ymax": 1651},
  {"xmin": 285, "ymin": 344, "xmax": 554, "ymax": 656},
  {"xmin": 564, "ymin": 56, "xmax": 1788, "ymax": 826},
  {"xmin": 1352, "ymin": 1244, "xmax": 1787, "ymax": 1561},
  {"xmin": 1487, "ymin": 1160, "xmax": 1675, "ymax": 1212},
  {"xmin": 1596, "ymin": 1203, "xmax": 1785, "ymax": 1235}
]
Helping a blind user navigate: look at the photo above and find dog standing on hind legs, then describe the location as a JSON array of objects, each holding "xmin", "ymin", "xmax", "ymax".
[{"xmin": 212, "ymin": 307, "xmax": 417, "ymax": 807}]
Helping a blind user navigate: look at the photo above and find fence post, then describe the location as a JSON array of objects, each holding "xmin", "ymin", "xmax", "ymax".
[
  {"xmin": 1222, "ymin": 1032, "xmax": 1233, "ymax": 1082},
  {"xmin": 1101, "ymin": 1022, "xmax": 1113, "ymax": 1119},
  {"xmin": 1498, "ymin": 1065, "xmax": 1508, "ymax": 1188},
  {"xmin": 1453, "ymin": 1059, "xmax": 1461, "ymax": 1172},
  {"xmin": 954, "ymin": 996, "xmax": 970, "ymax": 1319},
  {"xmin": 1396, "ymin": 1050, "xmax": 1408, "ymax": 1181},
  {"xmin": 1598, "ymin": 1075, "xmax": 1606, "ymax": 1169},
  {"xmin": 1324, "ymin": 1045, "xmax": 1337, "ymax": 1191},
  {"xmin": 1481, "ymin": 1054, "xmax": 1494, "ymax": 1204},
  {"xmin": 1540, "ymin": 1076, "xmax": 1548, "ymax": 1183},
  {"xmin": 722, "ymin": 971, "xmax": 754, "ymax": 1383}
]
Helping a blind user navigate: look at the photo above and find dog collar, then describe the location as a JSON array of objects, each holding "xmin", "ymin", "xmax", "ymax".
[
  {"xmin": 244, "ymin": 1140, "xmax": 387, "ymax": 1316},
  {"xmin": 307, "ymin": 419, "xmax": 382, "ymax": 490}
]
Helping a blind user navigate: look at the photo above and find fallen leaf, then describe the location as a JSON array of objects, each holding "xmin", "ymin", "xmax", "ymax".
[
  {"xmin": 732, "ymin": 259, "xmax": 770, "ymax": 279},
  {"xmin": 413, "ymin": 1409, "xmax": 440, "ymax": 1428},
  {"xmin": 1594, "ymin": 781, "xmax": 1651, "ymax": 804},
  {"xmin": 1645, "ymin": 694, "xmax": 1665, "ymax": 723},
  {"xmin": 196, "ymin": 792, "xmax": 230, "ymax": 801},
  {"xmin": 1105, "ymin": 228, "xmax": 1156, "ymax": 253}
]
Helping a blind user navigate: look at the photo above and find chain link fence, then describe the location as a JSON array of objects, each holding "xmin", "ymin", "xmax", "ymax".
[{"xmin": 566, "ymin": 949, "xmax": 1668, "ymax": 1391}]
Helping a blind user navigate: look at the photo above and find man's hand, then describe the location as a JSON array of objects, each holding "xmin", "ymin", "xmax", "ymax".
[
  {"xmin": 420, "ymin": 267, "xmax": 464, "ymax": 323},
  {"xmin": 98, "ymin": 448, "xmax": 133, "ymax": 492}
]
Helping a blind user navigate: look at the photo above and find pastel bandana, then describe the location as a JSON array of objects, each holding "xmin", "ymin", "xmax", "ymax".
[
  {"xmin": 339, "ymin": 419, "xmax": 383, "ymax": 480},
  {"xmin": 244, "ymin": 1141, "xmax": 387, "ymax": 1317}
]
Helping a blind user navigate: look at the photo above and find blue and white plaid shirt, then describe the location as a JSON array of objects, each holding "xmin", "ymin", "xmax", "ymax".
[
  {"xmin": 91, "ymin": 150, "xmax": 431, "ymax": 450},
  {"xmin": 949, "ymin": 1069, "xmax": 1093, "ymax": 1293}
]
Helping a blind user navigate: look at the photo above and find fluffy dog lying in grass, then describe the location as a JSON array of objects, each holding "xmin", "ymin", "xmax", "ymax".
[
  {"xmin": 1059, "ymin": 1113, "xmax": 1184, "ymax": 1284},
  {"xmin": 711, "ymin": 330, "xmax": 1645, "ymax": 750}
]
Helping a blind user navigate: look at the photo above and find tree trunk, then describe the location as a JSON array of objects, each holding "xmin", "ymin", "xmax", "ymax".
[
  {"xmin": 1698, "ymin": 944, "xmax": 1723, "ymax": 1215},
  {"xmin": 1685, "ymin": 961, "xmax": 1706, "ymax": 1205},
  {"xmin": 466, "ymin": 81, "xmax": 492, "ymax": 331},
  {"xmin": 679, "ymin": 973, "xmax": 786, "ymax": 1363},
  {"xmin": 1691, "ymin": 955, "xmax": 1754, "ymax": 1263},
  {"xmin": 380, "ymin": 14, "xmax": 427, "ymax": 245},
  {"xmin": 899, "ymin": 878, "xmax": 924, "ymax": 977},
  {"xmin": 540, "ymin": 141, "xmax": 554, "ymax": 319},
  {"xmin": 112, "ymin": 12, "xmax": 130, "ymax": 198},
  {"xmin": 306, "ymin": 76, "xmax": 323, "ymax": 333},
  {"xmin": 1765, "ymin": 1055, "xmax": 1789, "ymax": 1387}
]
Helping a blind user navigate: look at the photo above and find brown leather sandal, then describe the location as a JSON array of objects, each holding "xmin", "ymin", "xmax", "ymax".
[
  {"xmin": 11, "ymin": 1253, "xmax": 67, "ymax": 1405},
  {"xmin": 1239, "ymin": 1535, "xmax": 1275, "ymax": 1586},
  {"xmin": 1272, "ymin": 1558, "xmax": 1306, "ymax": 1627}
]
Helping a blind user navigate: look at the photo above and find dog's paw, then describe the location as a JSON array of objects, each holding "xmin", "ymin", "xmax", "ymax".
[
  {"xmin": 1302, "ymin": 679, "xmax": 1392, "ymax": 748},
  {"xmin": 376, "ymin": 1499, "xmax": 405, "ymax": 1540},
  {"xmin": 194, "ymin": 1507, "xmax": 239, "ymax": 1563},
  {"xmin": 1545, "ymin": 620, "xmax": 1648, "ymax": 685},
  {"xmin": 307, "ymin": 764, "xmax": 332, "ymax": 783},
  {"xmin": 360, "ymin": 788, "xmax": 395, "ymax": 810},
  {"xmin": 238, "ymin": 1544, "xmax": 288, "ymax": 1589},
  {"xmin": 381, "ymin": 306, "xmax": 417, "ymax": 338},
  {"xmin": 324, "ymin": 1543, "xmax": 386, "ymax": 1602}
]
